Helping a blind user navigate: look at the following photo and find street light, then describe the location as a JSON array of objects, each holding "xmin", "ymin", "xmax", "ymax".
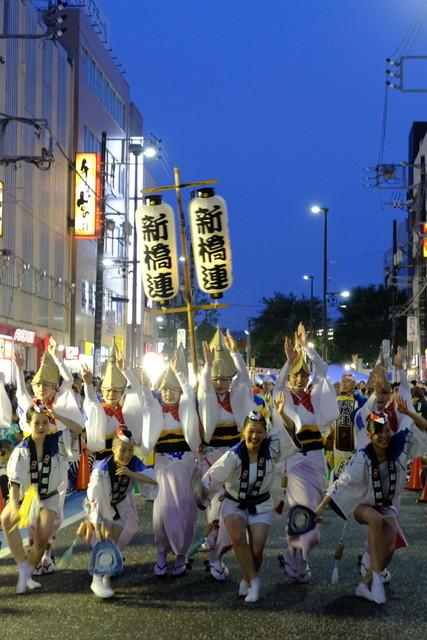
[
  {"xmin": 311, "ymin": 205, "xmax": 329, "ymax": 361},
  {"xmin": 128, "ymin": 138, "xmax": 159, "ymax": 368},
  {"xmin": 303, "ymin": 275, "xmax": 314, "ymax": 338}
]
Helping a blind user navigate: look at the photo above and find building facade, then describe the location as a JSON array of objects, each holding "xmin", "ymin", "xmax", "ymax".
[{"xmin": 0, "ymin": 0, "xmax": 74, "ymax": 379}]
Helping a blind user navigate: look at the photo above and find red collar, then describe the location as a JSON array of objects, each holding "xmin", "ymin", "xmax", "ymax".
[
  {"xmin": 289, "ymin": 390, "xmax": 314, "ymax": 413},
  {"xmin": 217, "ymin": 392, "xmax": 232, "ymax": 413},
  {"xmin": 102, "ymin": 403, "xmax": 124, "ymax": 423},
  {"xmin": 162, "ymin": 403, "xmax": 180, "ymax": 421}
]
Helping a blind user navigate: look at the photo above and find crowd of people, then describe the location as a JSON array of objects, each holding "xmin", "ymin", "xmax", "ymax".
[{"xmin": 0, "ymin": 325, "xmax": 427, "ymax": 606}]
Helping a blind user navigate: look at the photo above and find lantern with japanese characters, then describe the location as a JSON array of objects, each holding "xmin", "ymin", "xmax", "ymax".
[
  {"xmin": 135, "ymin": 196, "xmax": 179, "ymax": 303},
  {"xmin": 189, "ymin": 189, "xmax": 233, "ymax": 298}
]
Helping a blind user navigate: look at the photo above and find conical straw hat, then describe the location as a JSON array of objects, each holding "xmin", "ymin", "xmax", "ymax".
[
  {"xmin": 209, "ymin": 329, "xmax": 236, "ymax": 379},
  {"xmin": 367, "ymin": 364, "xmax": 391, "ymax": 394},
  {"xmin": 289, "ymin": 346, "xmax": 310, "ymax": 376},
  {"xmin": 32, "ymin": 349, "xmax": 60, "ymax": 386},
  {"xmin": 101, "ymin": 338, "xmax": 127, "ymax": 391},
  {"xmin": 159, "ymin": 344, "xmax": 187, "ymax": 391}
]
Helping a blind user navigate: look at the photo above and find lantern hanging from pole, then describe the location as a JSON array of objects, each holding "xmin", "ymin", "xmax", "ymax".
[
  {"xmin": 188, "ymin": 188, "xmax": 233, "ymax": 298},
  {"xmin": 135, "ymin": 195, "xmax": 179, "ymax": 303}
]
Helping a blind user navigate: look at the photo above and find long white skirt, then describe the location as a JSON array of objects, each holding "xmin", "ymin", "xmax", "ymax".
[{"xmin": 153, "ymin": 451, "xmax": 198, "ymax": 556}]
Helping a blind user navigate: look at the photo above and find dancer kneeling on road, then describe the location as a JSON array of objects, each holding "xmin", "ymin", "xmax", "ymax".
[
  {"xmin": 86, "ymin": 426, "xmax": 156, "ymax": 598},
  {"xmin": 315, "ymin": 397, "xmax": 427, "ymax": 605},
  {"xmin": 200, "ymin": 406, "xmax": 299, "ymax": 603},
  {"xmin": 1, "ymin": 404, "xmax": 82, "ymax": 594}
]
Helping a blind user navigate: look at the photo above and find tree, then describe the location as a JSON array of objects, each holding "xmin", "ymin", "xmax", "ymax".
[
  {"xmin": 333, "ymin": 284, "xmax": 407, "ymax": 367},
  {"xmin": 250, "ymin": 292, "xmax": 322, "ymax": 367}
]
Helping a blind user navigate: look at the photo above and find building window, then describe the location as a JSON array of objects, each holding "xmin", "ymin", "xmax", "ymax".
[{"xmin": 82, "ymin": 48, "xmax": 126, "ymax": 130}]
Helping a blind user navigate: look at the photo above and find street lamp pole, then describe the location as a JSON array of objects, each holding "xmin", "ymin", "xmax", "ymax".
[
  {"xmin": 303, "ymin": 275, "xmax": 314, "ymax": 338},
  {"xmin": 311, "ymin": 206, "xmax": 329, "ymax": 361},
  {"xmin": 129, "ymin": 143, "xmax": 143, "ymax": 368}
]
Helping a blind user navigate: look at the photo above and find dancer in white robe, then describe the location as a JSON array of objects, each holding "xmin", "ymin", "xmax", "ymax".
[
  {"xmin": 141, "ymin": 346, "xmax": 200, "ymax": 577},
  {"xmin": 316, "ymin": 399, "xmax": 427, "ymax": 604},
  {"xmin": 274, "ymin": 322, "xmax": 338, "ymax": 583},
  {"xmin": 1, "ymin": 405, "xmax": 82, "ymax": 594},
  {"xmin": 13, "ymin": 338, "xmax": 85, "ymax": 574},
  {"xmin": 198, "ymin": 329, "xmax": 256, "ymax": 580},
  {"xmin": 202, "ymin": 406, "xmax": 299, "ymax": 602},
  {"xmin": 86, "ymin": 426, "xmax": 156, "ymax": 598}
]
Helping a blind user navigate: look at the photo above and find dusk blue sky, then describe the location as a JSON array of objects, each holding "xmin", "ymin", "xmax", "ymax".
[{"xmin": 100, "ymin": 0, "xmax": 427, "ymax": 329}]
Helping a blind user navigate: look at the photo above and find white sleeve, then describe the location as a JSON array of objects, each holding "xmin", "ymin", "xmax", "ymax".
[
  {"xmin": 232, "ymin": 352, "xmax": 250, "ymax": 385},
  {"xmin": 0, "ymin": 378, "xmax": 12, "ymax": 428},
  {"xmin": 14, "ymin": 362, "xmax": 32, "ymax": 423},
  {"xmin": 274, "ymin": 361, "xmax": 290, "ymax": 395},
  {"xmin": 83, "ymin": 383, "xmax": 107, "ymax": 452},
  {"xmin": 86, "ymin": 469, "xmax": 114, "ymax": 524},
  {"xmin": 304, "ymin": 345, "xmax": 328, "ymax": 378},
  {"xmin": 177, "ymin": 371, "xmax": 201, "ymax": 453},
  {"xmin": 52, "ymin": 353, "xmax": 73, "ymax": 388},
  {"xmin": 122, "ymin": 369, "xmax": 144, "ymax": 446},
  {"xmin": 396, "ymin": 368, "xmax": 412, "ymax": 406},
  {"xmin": 326, "ymin": 453, "xmax": 368, "ymax": 517},
  {"xmin": 6, "ymin": 446, "xmax": 29, "ymax": 492},
  {"xmin": 141, "ymin": 388, "xmax": 164, "ymax": 455},
  {"xmin": 197, "ymin": 364, "xmax": 219, "ymax": 444},
  {"xmin": 269, "ymin": 408, "xmax": 300, "ymax": 463},
  {"xmin": 201, "ymin": 450, "xmax": 238, "ymax": 497}
]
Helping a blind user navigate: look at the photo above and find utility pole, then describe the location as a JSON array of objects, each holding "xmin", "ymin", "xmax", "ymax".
[
  {"xmin": 391, "ymin": 218, "xmax": 397, "ymax": 355},
  {"xmin": 93, "ymin": 131, "xmax": 107, "ymax": 376}
]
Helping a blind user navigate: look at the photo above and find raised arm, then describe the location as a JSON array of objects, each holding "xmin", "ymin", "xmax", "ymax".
[
  {"xmin": 171, "ymin": 353, "xmax": 201, "ymax": 453},
  {"xmin": 274, "ymin": 336, "xmax": 298, "ymax": 395},
  {"xmin": 12, "ymin": 349, "xmax": 32, "ymax": 407},
  {"xmin": 226, "ymin": 330, "xmax": 250, "ymax": 385},
  {"xmin": 48, "ymin": 337, "xmax": 73, "ymax": 387},
  {"xmin": 296, "ymin": 323, "xmax": 327, "ymax": 378}
]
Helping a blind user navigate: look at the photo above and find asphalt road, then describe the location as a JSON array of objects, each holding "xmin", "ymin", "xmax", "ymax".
[{"xmin": 1, "ymin": 489, "xmax": 427, "ymax": 640}]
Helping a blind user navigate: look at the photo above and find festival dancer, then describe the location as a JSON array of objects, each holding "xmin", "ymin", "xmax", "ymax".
[
  {"xmin": 354, "ymin": 347, "xmax": 412, "ymax": 450},
  {"xmin": 140, "ymin": 346, "xmax": 200, "ymax": 577},
  {"xmin": 275, "ymin": 322, "xmax": 338, "ymax": 583},
  {"xmin": 13, "ymin": 338, "xmax": 85, "ymax": 575},
  {"xmin": 330, "ymin": 373, "xmax": 367, "ymax": 481},
  {"xmin": 198, "ymin": 329, "xmax": 256, "ymax": 580},
  {"xmin": 82, "ymin": 338, "xmax": 145, "ymax": 461},
  {"xmin": 201, "ymin": 406, "xmax": 299, "ymax": 603},
  {"xmin": 316, "ymin": 397, "xmax": 427, "ymax": 604},
  {"xmin": 1, "ymin": 404, "xmax": 82, "ymax": 594},
  {"xmin": 86, "ymin": 426, "xmax": 156, "ymax": 598}
]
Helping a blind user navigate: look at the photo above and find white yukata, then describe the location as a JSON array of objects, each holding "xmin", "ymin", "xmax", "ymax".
[
  {"xmin": 84, "ymin": 368, "xmax": 145, "ymax": 458},
  {"xmin": 141, "ymin": 372, "xmax": 200, "ymax": 573},
  {"xmin": 198, "ymin": 352, "xmax": 256, "ymax": 571},
  {"xmin": 354, "ymin": 367, "xmax": 412, "ymax": 451},
  {"xmin": 327, "ymin": 420, "xmax": 427, "ymax": 546},
  {"xmin": 202, "ymin": 411, "xmax": 299, "ymax": 527},
  {"xmin": 274, "ymin": 345, "xmax": 338, "ymax": 574},
  {"xmin": 15, "ymin": 356, "xmax": 85, "ymax": 541},
  {"xmin": 86, "ymin": 454, "xmax": 156, "ymax": 532},
  {"xmin": 7, "ymin": 428, "xmax": 80, "ymax": 516}
]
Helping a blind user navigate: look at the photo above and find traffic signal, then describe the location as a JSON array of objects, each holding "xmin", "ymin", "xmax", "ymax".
[{"xmin": 42, "ymin": 1, "xmax": 68, "ymax": 40}]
